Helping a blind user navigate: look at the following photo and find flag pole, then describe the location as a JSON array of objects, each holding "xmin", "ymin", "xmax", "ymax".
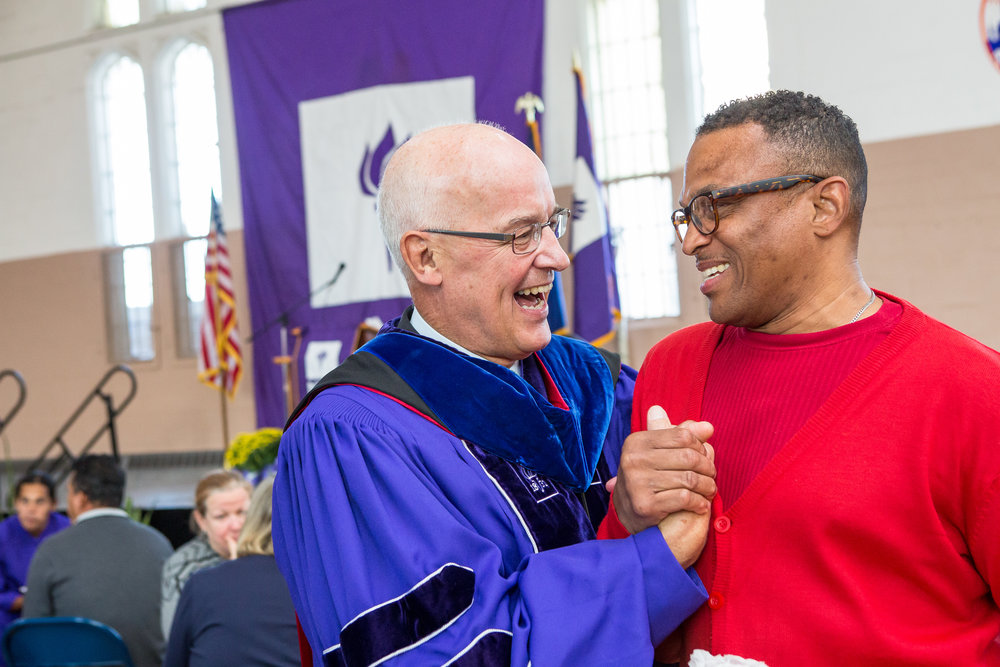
[
  {"xmin": 515, "ymin": 91, "xmax": 570, "ymax": 336},
  {"xmin": 514, "ymin": 92, "xmax": 545, "ymax": 158},
  {"xmin": 213, "ymin": 248, "xmax": 229, "ymax": 450},
  {"xmin": 198, "ymin": 192, "xmax": 243, "ymax": 451},
  {"xmin": 219, "ymin": 388, "xmax": 230, "ymax": 450},
  {"xmin": 571, "ymin": 53, "xmax": 623, "ymax": 351}
]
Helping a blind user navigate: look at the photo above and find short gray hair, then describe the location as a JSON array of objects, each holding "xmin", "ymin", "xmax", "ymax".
[
  {"xmin": 376, "ymin": 122, "xmax": 508, "ymax": 279},
  {"xmin": 376, "ymin": 155, "xmax": 419, "ymax": 279}
]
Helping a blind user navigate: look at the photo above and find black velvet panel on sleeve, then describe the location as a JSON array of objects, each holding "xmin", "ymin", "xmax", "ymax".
[{"xmin": 336, "ymin": 563, "xmax": 475, "ymax": 667}]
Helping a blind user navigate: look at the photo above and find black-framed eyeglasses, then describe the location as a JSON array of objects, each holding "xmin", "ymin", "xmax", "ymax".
[
  {"xmin": 670, "ymin": 175, "xmax": 823, "ymax": 244},
  {"xmin": 424, "ymin": 208, "xmax": 570, "ymax": 255}
]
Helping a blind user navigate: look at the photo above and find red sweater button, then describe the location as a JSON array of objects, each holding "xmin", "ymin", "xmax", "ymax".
[
  {"xmin": 708, "ymin": 592, "xmax": 725, "ymax": 609},
  {"xmin": 714, "ymin": 516, "xmax": 731, "ymax": 533}
]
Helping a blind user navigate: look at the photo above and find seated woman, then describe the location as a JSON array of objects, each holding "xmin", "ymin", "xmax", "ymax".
[
  {"xmin": 0, "ymin": 471, "xmax": 70, "ymax": 648},
  {"xmin": 160, "ymin": 469, "xmax": 252, "ymax": 638},
  {"xmin": 164, "ymin": 476, "xmax": 299, "ymax": 667}
]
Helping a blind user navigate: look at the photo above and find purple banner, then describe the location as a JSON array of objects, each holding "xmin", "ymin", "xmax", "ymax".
[
  {"xmin": 223, "ymin": 0, "xmax": 544, "ymax": 427},
  {"xmin": 570, "ymin": 67, "xmax": 620, "ymax": 345}
]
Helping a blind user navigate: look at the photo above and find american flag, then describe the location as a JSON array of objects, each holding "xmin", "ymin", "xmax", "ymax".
[{"xmin": 198, "ymin": 194, "xmax": 242, "ymax": 397}]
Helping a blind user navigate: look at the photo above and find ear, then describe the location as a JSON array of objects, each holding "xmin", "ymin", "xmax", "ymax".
[
  {"xmin": 809, "ymin": 177, "xmax": 851, "ymax": 238},
  {"xmin": 400, "ymin": 231, "xmax": 443, "ymax": 286},
  {"xmin": 192, "ymin": 509, "xmax": 208, "ymax": 534}
]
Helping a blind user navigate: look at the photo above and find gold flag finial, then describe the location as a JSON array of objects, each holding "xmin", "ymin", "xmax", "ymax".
[
  {"xmin": 515, "ymin": 92, "xmax": 545, "ymax": 124},
  {"xmin": 515, "ymin": 92, "xmax": 545, "ymax": 159}
]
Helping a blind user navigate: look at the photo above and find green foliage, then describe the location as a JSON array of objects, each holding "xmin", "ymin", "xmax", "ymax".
[
  {"xmin": 224, "ymin": 427, "xmax": 282, "ymax": 473},
  {"xmin": 123, "ymin": 496, "xmax": 152, "ymax": 525}
]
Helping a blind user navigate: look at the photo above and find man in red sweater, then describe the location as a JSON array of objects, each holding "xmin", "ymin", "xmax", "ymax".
[{"xmin": 603, "ymin": 90, "xmax": 1000, "ymax": 664}]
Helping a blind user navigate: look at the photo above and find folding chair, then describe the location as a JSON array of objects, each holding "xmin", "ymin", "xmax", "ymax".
[{"xmin": 1, "ymin": 616, "xmax": 134, "ymax": 667}]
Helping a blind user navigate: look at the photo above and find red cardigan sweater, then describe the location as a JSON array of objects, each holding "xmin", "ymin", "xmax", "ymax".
[{"xmin": 611, "ymin": 292, "xmax": 1000, "ymax": 665}]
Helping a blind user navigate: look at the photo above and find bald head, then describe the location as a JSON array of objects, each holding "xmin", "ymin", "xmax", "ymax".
[
  {"xmin": 375, "ymin": 122, "xmax": 566, "ymax": 365},
  {"xmin": 377, "ymin": 123, "xmax": 547, "ymax": 280}
]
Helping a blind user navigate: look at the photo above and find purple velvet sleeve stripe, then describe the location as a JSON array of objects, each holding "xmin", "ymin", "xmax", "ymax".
[
  {"xmin": 323, "ymin": 630, "xmax": 512, "ymax": 667},
  {"xmin": 321, "ymin": 647, "xmax": 345, "ymax": 667},
  {"xmin": 338, "ymin": 563, "xmax": 475, "ymax": 665},
  {"xmin": 632, "ymin": 527, "xmax": 708, "ymax": 644},
  {"xmin": 446, "ymin": 629, "xmax": 513, "ymax": 666}
]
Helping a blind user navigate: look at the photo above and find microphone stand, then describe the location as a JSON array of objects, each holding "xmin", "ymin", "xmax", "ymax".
[{"xmin": 248, "ymin": 262, "xmax": 346, "ymax": 417}]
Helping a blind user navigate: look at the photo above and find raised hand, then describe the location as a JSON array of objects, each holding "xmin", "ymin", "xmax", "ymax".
[
  {"xmin": 645, "ymin": 406, "xmax": 713, "ymax": 568},
  {"xmin": 610, "ymin": 405, "xmax": 716, "ymax": 536}
]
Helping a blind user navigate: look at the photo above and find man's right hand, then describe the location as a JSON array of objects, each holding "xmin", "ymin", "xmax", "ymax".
[
  {"xmin": 608, "ymin": 405, "xmax": 716, "ymax": 539},
  {"xmin": 642, "ymin": 406, "xmax": 714, "ymax": 568}
]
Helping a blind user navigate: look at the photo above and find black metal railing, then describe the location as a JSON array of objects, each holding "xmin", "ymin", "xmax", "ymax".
[
  {"xmin": 27, "ymin": 365, "xmax": 137, "ymax": 485},
  {"xmin": 0, "ymin": 369, "xmax": 27, "ymax": 438}
]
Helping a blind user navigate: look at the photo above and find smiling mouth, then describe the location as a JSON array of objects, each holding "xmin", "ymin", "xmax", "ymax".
[
  {"xmin": 515, "ymin": 283, "xmax": 552, "ymax": 310},
  {"xmin": 701, "ymin": 263, "xmax": 730, "ymax": 281}
]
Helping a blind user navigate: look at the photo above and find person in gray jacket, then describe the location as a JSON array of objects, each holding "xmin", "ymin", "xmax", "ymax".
[{"xmin": 23, "ymin": 454, "xmax": 173, "ymax": 667}]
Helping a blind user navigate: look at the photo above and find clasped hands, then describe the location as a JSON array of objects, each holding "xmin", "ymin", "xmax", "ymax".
[{"xmin": 607, "ymin": 406, "xmax": 716, "ymax": 569}]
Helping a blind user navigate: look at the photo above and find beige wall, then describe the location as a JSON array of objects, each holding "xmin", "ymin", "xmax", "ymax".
[
  {"xmin": 860, "ymin": 125, "xmax": 1000, "ymax": 349},
  {"xmin": 0, "ymin": 232, "xmax": 256, "ymax": 462}
]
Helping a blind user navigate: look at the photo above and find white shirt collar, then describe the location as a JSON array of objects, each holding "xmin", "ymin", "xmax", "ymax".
[
  {"xmin": 410, "ymin": 307, "xmax": 522, "ymax": 376},
  {"xmin": 74, "ymin": 507, "xmax": 128, "ymax": 524}
]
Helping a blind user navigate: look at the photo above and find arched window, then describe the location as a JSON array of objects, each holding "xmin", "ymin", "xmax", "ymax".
[
  {"xmin": 92, "ymin": 53, "xmax": 156, "ymax": 361},
  {"xmin": 95, "ymin": 55, "xmax": 155, "ymax": 246},
  {"xmin": 166, "ymin": 40, "xmax": 221, "ymax": 238},
  {"xmin": 162, "ymin": 40, "xmax": 222, "ymax": 356}
]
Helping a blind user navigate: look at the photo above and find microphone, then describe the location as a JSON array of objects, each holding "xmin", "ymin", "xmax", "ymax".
[
  {"xmin": 326, "ymin": 262, "xmax": 346, "ymax": 288},
  {"xmin": 248, "ymin": 262, "xmax": 348, "ymax": 342}
]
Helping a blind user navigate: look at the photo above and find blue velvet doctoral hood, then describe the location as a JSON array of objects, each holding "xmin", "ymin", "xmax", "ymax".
[{"xmin": 357, "ymin": 325, "xmax": 616, "ymax": 493}]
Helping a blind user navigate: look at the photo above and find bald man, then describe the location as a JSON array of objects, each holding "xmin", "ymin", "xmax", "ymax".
[{"xmin": 272, "ymin": 123, "xmax": 717, "ymax": 665}]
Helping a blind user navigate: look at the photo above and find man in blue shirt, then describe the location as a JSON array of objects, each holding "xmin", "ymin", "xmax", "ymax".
[{"xmin": 0, "ymin": 471, "xmax": 70, "ymax": 657}]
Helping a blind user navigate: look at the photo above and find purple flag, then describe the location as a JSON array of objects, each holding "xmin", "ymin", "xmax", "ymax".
[
  {"xmin": 571, "ymin": 66, "xmax": 620, "ymax": 346},
  {"xmin": 223, "ymin": 0, "xmax": 544, "ymax": 427}
]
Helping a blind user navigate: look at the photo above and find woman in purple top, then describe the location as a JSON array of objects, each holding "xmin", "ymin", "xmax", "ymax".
[{"xmin": 0, "ymin": 472, "xmax": 71, "ymax": 643}]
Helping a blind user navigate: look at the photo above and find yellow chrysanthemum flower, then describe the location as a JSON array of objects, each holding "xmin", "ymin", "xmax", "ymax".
[{"xmin": 224, "ymin": 427, "xmax": 283, "ymax": 473}]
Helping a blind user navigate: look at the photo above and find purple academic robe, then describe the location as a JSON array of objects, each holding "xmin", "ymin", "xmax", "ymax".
[
  {"xmin": 0, "ymin": 512, "xmax": 71, "ymax": 632},
  {"xmin": 273, "ymin": 330, "xmax": 707, "ymax": 666}
]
